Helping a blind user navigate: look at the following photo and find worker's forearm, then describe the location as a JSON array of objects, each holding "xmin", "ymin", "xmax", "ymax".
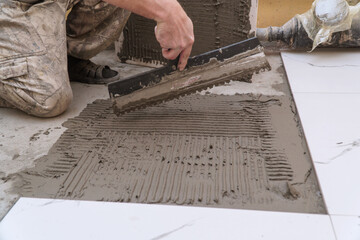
[{"xmin": 103, "ymin": 0, "xmax": 185, "ymax": 23}]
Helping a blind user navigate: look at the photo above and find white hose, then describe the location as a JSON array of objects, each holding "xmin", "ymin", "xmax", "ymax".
[{"xmin": 297, "ymin": 0, "xmax": 360, "ymax": 51}]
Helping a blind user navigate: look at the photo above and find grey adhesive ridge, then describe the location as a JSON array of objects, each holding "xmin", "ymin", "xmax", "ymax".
[
  {"xmin": 119, "ymin": 0, "xmax": 253, "ymax": 64},
  {"xmin": 16, "ymin": 94, "xmax": 326, "ymax": 213}
]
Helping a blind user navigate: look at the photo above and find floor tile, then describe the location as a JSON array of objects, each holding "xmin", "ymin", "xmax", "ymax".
[
  {"xmin": 282, "ymin": 50, "xmax": 360, "ymax": 93},
  {"xmin": 293, "ymin": 93, "xmax": 360, "ymax": 215},
  {"xmin": 0, "ymin": 198, "xmax": 335, "ymax": 240},
  {"xmin": 331, "ymin": 215, "xmax": 360, "ymax": 240}
]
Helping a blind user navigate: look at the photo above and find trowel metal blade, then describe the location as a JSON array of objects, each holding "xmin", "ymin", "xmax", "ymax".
[{"xmin": 108, "ymin": 37, "xmax": 270, "ymax": 115}]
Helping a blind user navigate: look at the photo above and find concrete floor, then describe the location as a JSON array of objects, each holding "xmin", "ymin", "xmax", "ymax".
[
  {"xmin": 1, "ymin": 49, "xmax": 360, "ymax": 239},
  {"xmin": 0, "ymin": 51, "xmax": 152, "ymax": 219},
  {"xmin": 0, "ymin": 50, "xmax": 286, "ymax": 219}
]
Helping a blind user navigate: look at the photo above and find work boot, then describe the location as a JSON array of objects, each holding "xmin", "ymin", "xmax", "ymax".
[{"xmin": 67, "ymin": 55, "xmax": 119, "ymax": 84}]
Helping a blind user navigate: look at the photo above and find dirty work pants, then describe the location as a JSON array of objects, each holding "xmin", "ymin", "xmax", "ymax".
[{"xmin": 0, "ymin": 0, "xmax": 130, "ymax": 117}]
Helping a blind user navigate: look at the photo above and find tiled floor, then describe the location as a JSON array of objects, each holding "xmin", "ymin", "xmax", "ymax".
[
  {"xmin": 282, "ymin": 49, "xmax": 360, "ymax": 93},
  {"xmin": 331, "ymin": 215, "xmax": 360, "ymax": 240},
  {"xmin": 282, "ymin": 50, "xmax": 360, "ymax": 240},
  {"xmin": 0, "ymin": 198, "xmax": 335, "ymax": 240},
  {"xmin": 1, "ymin": 50, "xmax": 360, "ymax": 239},
  {"xmin": 290, "ymin": 93, "xmax": 360, "ymax": 215}
]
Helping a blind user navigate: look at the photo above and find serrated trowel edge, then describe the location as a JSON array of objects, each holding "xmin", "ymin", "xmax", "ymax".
[{"xmin": 112, "ymin": 46, "xmax": 270, "ymax": 115}]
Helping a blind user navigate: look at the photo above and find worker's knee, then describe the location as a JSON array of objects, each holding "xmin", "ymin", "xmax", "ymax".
[{"xmin": 29, "ymin": 84, "xmax": 73, "ymax": 118}]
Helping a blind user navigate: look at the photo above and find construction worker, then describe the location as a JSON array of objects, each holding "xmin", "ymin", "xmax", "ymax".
[{"xmin": 0, "ymin": 0, "xmax": 194, "ymax": 117}]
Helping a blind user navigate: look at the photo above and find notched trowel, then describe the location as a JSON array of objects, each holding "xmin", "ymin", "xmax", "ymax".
[{"xmin": 108, "ymin": 37, "xmax": 270, "ymax": 115}]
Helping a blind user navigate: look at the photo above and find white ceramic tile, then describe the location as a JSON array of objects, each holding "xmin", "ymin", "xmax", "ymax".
[
  {"xmin": 282, "ymin": 50, "xmax": 360, "ymax": 93},
  {"xmin": 293, "ymin": 92, "xmax": 360, "ymax": 215},
  {"xmin": 0, "ymin": 198, "xmax": 335, "ymax": 240},
  {"xmin": 331, "ymin": 215, "xmax": 360, "ymax": 240}
]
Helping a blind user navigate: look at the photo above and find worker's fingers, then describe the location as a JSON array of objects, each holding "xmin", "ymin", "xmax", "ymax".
[
  {"xmin": 154, "ymin": 14, "xmax": 194, "ymax": 69},
  {"xmin": 162, "ymin": 48, "xmax": 182, "ymax": 60},
  {"xmin": 177, "ymin": 45, "xmax": 192, "ymax": 71}
]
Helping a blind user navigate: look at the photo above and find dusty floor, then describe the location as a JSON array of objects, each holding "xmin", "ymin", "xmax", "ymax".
[
  {"xmin": 0, "ymin": 52, "xmax": 151, "ymax": 219},
  {"xmin": 0, "ymin": 52, "xmax": 325, "ymax": 219}
]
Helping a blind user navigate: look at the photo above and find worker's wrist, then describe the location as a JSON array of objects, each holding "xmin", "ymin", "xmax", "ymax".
[{"xmin": 153, "ymin": 0, "xmax": 185, "ymax": 23}]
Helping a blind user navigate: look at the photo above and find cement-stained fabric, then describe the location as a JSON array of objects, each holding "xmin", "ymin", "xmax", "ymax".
[
  {"xmin": 67, "ymin": 0, "xmax": 131, "ymax": 60},
  {"xmin": 0, "ymin": 0, "xmax": 129, "ymax": 117}
]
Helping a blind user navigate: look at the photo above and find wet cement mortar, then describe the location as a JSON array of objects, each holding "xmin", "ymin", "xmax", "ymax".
[{"xmin": 9, "ymin": 54, "xmax": 326, "ymax": 214}]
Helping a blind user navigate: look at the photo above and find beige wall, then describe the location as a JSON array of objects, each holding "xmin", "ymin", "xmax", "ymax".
[{"xmin": 257, "ymin": 0, "xmax": 314, "ymax": 28}]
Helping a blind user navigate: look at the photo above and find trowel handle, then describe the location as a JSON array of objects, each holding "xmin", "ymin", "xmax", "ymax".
[{"xmin": 167, "ymin": 55, "xmax": 180, "ymax": 70}]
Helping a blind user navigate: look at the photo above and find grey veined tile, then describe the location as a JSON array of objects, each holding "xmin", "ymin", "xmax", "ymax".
[
  {"xmin": 0, "ymin": 197, "xmax": 336, "ymax": 240},
  {"xmin": 293, "ymin": 92, "xmax": 360, "ymax": 215},
  {"xmin": 331, "ymin": 215, "xmax": 360, "ymax": 240},
  {"xmin": 282, "ymin": 50, "xmax": 360, "ymax": 94}
]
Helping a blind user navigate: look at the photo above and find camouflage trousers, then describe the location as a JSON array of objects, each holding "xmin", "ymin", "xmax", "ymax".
[{"xmin": 0, "ymin": 0, "xmax": 130, "ymax": 117}]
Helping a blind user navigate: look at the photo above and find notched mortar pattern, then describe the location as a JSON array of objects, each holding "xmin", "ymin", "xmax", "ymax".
[{"xmin": 18, "ymin": 95, "xmax": 301, "ymax": 210}]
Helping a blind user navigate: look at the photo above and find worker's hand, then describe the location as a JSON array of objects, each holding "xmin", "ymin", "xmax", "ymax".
[{"xmin": 154, "ymin": 4, "xmax": 194, "ymax": 71}]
